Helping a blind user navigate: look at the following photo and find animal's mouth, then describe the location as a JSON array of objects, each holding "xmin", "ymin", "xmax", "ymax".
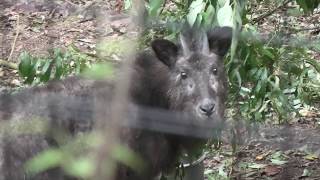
[
  {"xmin": 176, "ymin": 107, "xmax": 223, "ymax": 129},
  {"xmin": 195, "ymin": 108, "xmax": 216, "ymax": 119},
  {"xmin": 191, "ymin": 110, "xmax": 223, "ymax": 126}
]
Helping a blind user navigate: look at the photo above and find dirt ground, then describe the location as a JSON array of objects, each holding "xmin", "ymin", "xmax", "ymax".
[
  {"xmin": 0, "ymin": 0, "xmax": 131, "ymax": 88},
  {"xmin": 204, "ymin": 119, "xmax": 320, "ymax": 180},
  {"xmin": 1, "ymin": 1, "xmax": 320, "ymax": 180}
]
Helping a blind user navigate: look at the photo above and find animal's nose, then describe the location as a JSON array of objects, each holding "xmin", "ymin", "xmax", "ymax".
[{"xmin": 199, "ymin": 99, "xmax": 215, "ymax": 116}]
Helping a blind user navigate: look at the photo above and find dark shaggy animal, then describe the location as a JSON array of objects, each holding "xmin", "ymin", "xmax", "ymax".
[{"xmin": 0, "ymin": 26, "xmax": 232, "ymax": 180}]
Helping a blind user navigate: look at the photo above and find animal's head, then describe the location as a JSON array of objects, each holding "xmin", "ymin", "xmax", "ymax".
[{"xmin": 151, "ymin": 26, "xmax": 232, "ymax": 122}]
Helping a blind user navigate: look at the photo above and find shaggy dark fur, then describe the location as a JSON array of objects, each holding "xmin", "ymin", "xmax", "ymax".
[{"xmin": 0, "ymin": 26, "xmax": 232, "ymax": 180}]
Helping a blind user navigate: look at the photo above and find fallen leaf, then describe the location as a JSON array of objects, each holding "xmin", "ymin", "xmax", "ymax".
[
  {"xmin": 256, "ymin": 151, "xmax": 271, "ymax": 161},
  {"xmin": 264, "ymin": 165, "xmax": 281, "ymax": 176},
  {"xmin": 300, "ymin": 168, "xmax": 311, "ymax": 178},
  {"xmin": 11, "ymin": 79, "xmax": 21, "ymax": 86},
  {"xmin": 270, "ymin": 159, "xmax": 287, "ymax": 165},
  {"xmin": 270, "ymin": 151, "xmax": 283, "ymax": 159},
  {"xmin": 299, "ymin": 109, "xmax": 317, "ymax": 118},
  {"xmin": 256, "ymin": 154, "xmax": 265, "ymax": 161},
  {"xmin": 246, "ymin": 171, "xmax": 258, "ymax": 177},
  {"xmin": 248, "ymin": 163, "xmax": 267, "ymax": 169},
  {"xmin": 304, "ymin": 154, "xmax": 318, "ymax": 161},
  {"xmin": 204, "ymin": 169, "xmax": 214, "ymax": 175},
  {"xmin": 78, "ymin": 38, "xmax": 93, "ymax": 43}
]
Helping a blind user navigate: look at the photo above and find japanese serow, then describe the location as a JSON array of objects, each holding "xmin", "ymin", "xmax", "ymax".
[
  {"xmin": 118, "ymin": 26, "xmax": 232, "ymax": 179},
  {"xmin": 0, "ymin": 26, "xmax": 232, "ymax": 180}
]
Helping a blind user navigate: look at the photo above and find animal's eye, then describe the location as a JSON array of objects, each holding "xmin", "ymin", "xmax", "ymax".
[
  {"xmin": 180, "ymin": 72, "xmax": 188, "ymax": 79},
  {"xmin": 212, "ymin": 68, "xmax": 218, "ymax": 75}
]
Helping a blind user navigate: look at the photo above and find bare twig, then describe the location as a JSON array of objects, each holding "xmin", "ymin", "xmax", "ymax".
[
  {"xmin": 251, "ymin": 0, "xmax": 292, "ymax": 25},
  {"xmin": 159, "ymin": 0, "xmax": 168, "ymax": 15},
  {"xmin": 64, "ymin": 0, "xmax": 78, "ymax": 6},
  {"xmin": 115, "ymin": 0, "xmax": 123, "ymax": 13},
  {"xmin": 8, "ymin": 15, "xmax": 20, "ymax": 62},
  {"xmin": 170, "ymin": 0, "xmax": 186, "ymax": 8},
  {"xmin": 92, "ymin": 0, "xmax": 141, "ymax": 179},
  {"xmin": 291, "ymin": 26, "xmax": 320, "ymax": 33}
]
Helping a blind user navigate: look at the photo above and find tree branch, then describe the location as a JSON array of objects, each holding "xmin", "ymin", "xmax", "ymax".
[
  {"xmin": 251, "ymin": 0, "xmax": 292, "ymax": 25},
  {"xmin": 0, "ymin": 59, "xmax": 18, "ymax": 69},
  {"xmin": 8, "ymin": 14, "xmax": 20, "ymax": 62}
]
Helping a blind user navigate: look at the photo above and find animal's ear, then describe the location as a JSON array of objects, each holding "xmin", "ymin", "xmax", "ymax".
[
  {"xmin": 151, "ymin": 39, "xmax": 178, "ymax": 68},
  {"xmin": 207, "ymin": 26, "xmax": 233, "ymax": 56}
]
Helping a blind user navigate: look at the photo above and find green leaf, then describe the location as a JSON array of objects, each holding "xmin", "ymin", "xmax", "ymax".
[
  {"xmin": 287, "ymin": 7, "xmax": 303, "ymax": 16},
  {"xmin": 124, "ymin": 0, "xmax": 132, "ymax": 10},
  {"xmin": 255, "ymin": 68, "xmax": 268, "ymax": 96},
  {"xmin": 187, "ymin": 0, "xmax": 205, "ymax": 26},
  {"xmin": 234, "ymin": 69, "xmax": 242, "ymax": 87},
  {"xmin": 262, "ymin": 47, "xmax": 275, "ymax": 60},
  {"xmin": 81, "ymin": 63, "xmax": 114, "ymax": 80},
  {"xmin": 24, "ymin": 58, "xmax": 42, "ymax": 84},
  {"xmin": 217, "ymin": 0, "xmax": 233, "ymax": 27},
  {"xmin": 296, "ymin": 0, "xmax": 320, "ymax": 13},
  {"xmin": 239, "ymin": 86, "xmax": 251, "ymax": 97},
  {"xmin": 54, "ymin": 56, "xmax": 63, "ymax": 79},
  {"xmin": 218, "ymin": 164, "xmax": 227, "ymax": 177},
  {"xmin": 149, "ymin": 0, "xmax": 164, "ymax": 17},
  {"xmin": 301, "ymin": 168, "xmax": 311, "ymax": 177},
  {"xmin": 75, "ymin": 58, "xmax": 81, "ymax": 74},
  {"xmin": 112, "ymin": 144, "xmax": 145, "ymax": 173},
  {"xmin": 194, "ymin": 13, "xmax": 203, "ymax": 28},
  {"xmin": 41, "ymin": 59, "xmax": 51, "ymax": 73},
  {"xmin": 53, "ymin": 48, "xmax": 63, "ymax": 58},
  {"xmin": 24, "ymin": 72, "xmax": 36, "ymax": 84},
  {"xmin": 255, "ymin": 80, "xmax": 262, "ymax": 94},
  {"xmin": 203, "ymin": 5, "xmax": 215, "ymax": 28},
  {"xmin": 40, "ymin": 59, "xmax": 52, "ymax": 82},
  {"xmin": 25, "ymin": 149, "xmax": 63, "ymax": 176},
  {"xmin": 218, "ymin": 0, "xmax": 227, "ymax": 7},
  {"xmin": 306, "ymin": 59, "xmax": 320, "ymax": 74},
  {"xmin": 285, "ymin": 63, "xmax": 303, "ymax": 75},
  {"xmin": 18, "ymin": 52, "xmax": 33, "ymax": 77},
  {"xmin": 64, "ymin": 158, "xmax": 95, "ymax": 178},
  {"xmin": 254, "ymin": 111, "xmax": 262, "ymax": 121}
]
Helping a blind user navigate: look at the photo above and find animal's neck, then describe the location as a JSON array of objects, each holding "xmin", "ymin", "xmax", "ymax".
[{"xmin": 129, "ymin": 52, "xmax": 170, "ymax": 109}]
